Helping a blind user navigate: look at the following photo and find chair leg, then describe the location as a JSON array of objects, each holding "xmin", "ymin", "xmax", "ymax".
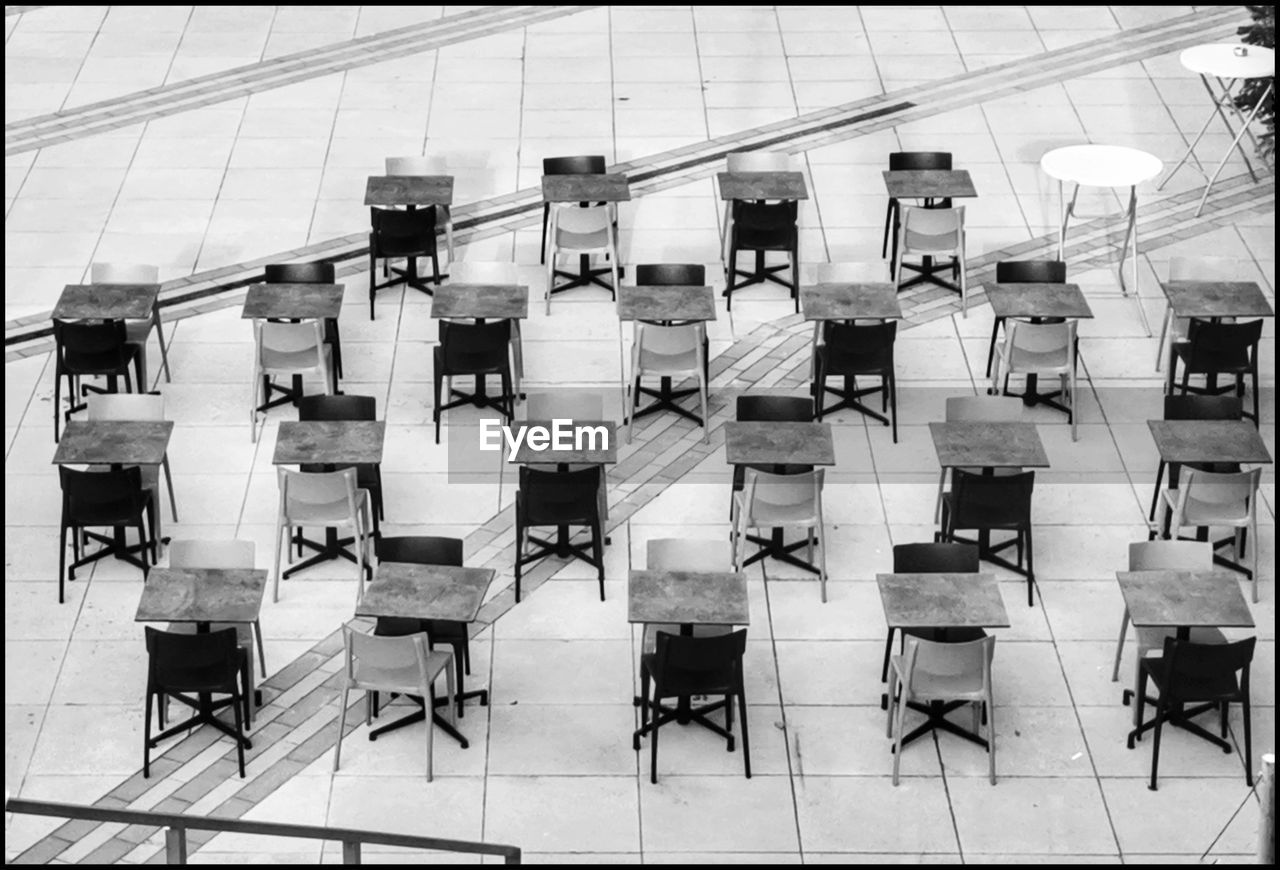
[
  {"xmin": 891, "ymin": 680, "xmax": 908, "ymax": 786},
  {"xmin": 738, "ymin": 690, "xmax": 751, "ymax": 778},
  {"xmin": 143, "ymin": 688, "xmax": 153, "ymax": 778},
  {"xmin": 986, "ymin": 693, "xmax": 997, "ymax": 785},
  {"xmin": 593, "ymin": 518, "xmax": 605, "ymax": 601},
  {"xmin": 424, "ymin": 684, "xmax": 436, "ymax": 783},
  {"xmin": 1148, "ymin": 703, "xmax": 1165, "ymax": 790},
  {"xmin": 232, "ymin": 693, "xmax": 246, "ymax": 777},
  {"xmin": 1242, "ymin": 697, "xmax": 1253, "ymax": 786},
  {"xmin": 271, "ymin": 517, "xmax": 285, "ymax": 603},
  {"xmin": 58, "ymin": 523, "xmax": 68, "ymax": 604},
  {"xmin": 333, "ymin": 686, "xmax": 350, "ymax": 772},
  {"xmin": 888, "ymin": 371, "xmax": 898, "ymax": 443},
  {"xmin": 514, "ymin": 508, "xmax": 524, "ymax": 603},
  {"xmin": 1024, "ymin": 525, "xmax": 1035, "ymax": 606},
  {"xmin": 650, "ymin": 686, "xmax": 661, "ymax": 784},
  {"xmin": 1111, "ymin": 608, "xmax": 1129, "ymax": 682},
  {"xmin": 432, "ymin": 368, "xmax": 443, "ymax": 445},
  {"xmin": 880, "ymin": 629, "xmax": 896, "ymax": 683}
]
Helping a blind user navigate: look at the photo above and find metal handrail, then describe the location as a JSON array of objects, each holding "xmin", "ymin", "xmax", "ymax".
[{"xmin": 4, "ymin": 796, "xmax": 521, "ymax": 864}]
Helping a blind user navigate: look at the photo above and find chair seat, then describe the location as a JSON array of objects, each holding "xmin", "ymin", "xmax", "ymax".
[
  {"xmin": 1135, "ymin": 626, "xmax": 1226, "ymax": 653},
  {"xmin": 554, "ymin": 228, "xmax": 612, "ymax": 250},
  {"xmin": 890, "ymin": 654, "xmax": 985, "ymax": 699},
  {"xmin": 817, "ymin": 346, "xmax": 893, "ymax": 375},
  {"xmin": 424, "ymin": 619, "xmax": 468, "ymax": 642},
  {"xmin": 941, "ymin": 492, "xmax": 1026, "ymax": 529},
  {"xmin": 639, "ymin": 652, "xmax": 736, "ymax": 697},
  {"xmin": 1002, "ymin": 346, "xmax": 1071, "ymax": 372},
  {"xmin": 638, "ymin": 347, "xmax": 700, "ymax": 374},
  {"xmin": 903, "ymin": 626, "xmax": 987, "ymax": 644},
  {"xmin": 735, "ymin": 494, "xmax": 819, "ymax": 527},
  {"xmin": 166, "ymin": 621, "xmax": 255, "ymax": 648},
  {"xmin": 642, "ymin": 623, "xmax": 732, "ymax": 655},
  {"xmin": 159, "ymin": 648, "xmax": 248, "ymax": 695},
  {"xmin": 125, "ymin": 319, "xmax": 154, "ymax": 343},
  {"xmin": 354, "ymin": 650, "xmax": 453, "ymax": 695},
  {"xmin": 1140, "ymin": 656, "xmax": 1240, "ymax": 701},
  {"xmin": 261, "ymin": 345, "xmax": 330, "ymax": 373},
  {"xmin": 1171, "ymin": 342, "xmax": 1251, "ymax": 374},
  {"xmin": 285, "ymin": 489, "xmax": 368, "ymax": 524}
]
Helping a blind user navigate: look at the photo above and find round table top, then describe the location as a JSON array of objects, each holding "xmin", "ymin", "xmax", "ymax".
[
  {"xmin": 1040, "ymin": 144, "xmax": 1164, "ymax": 188},
  {"xmin": 1180, "ymin": 43, "xmax": 1275, "ymax": 79}
]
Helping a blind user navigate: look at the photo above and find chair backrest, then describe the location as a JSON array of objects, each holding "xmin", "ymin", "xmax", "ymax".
[
  {"xmin": 1128, "ymin": 540, "xmax": 1213, "ymax": 572},
  {"xmin": 732, "ymin": 199, "xmax": 798, "ymax": 241},
  {"xmin": 634, "ymin": 264, "xmax": 706, "ymax": 286},
  {"xmin": 653, "ymin": 628, "xmax": 747, "ymax": 686},
  {"xmin": 551, "ymin": 203, "xmax": 613, "ymax": 240},
  {"xmin": 889, "ymin": 151, "xmax": 952, "ymax": 172},
  {"xmin": 297, "ymin": 394, "xmax": 377, "ymax": 422},
  {"xmin": 342, "ymin": 622, "xmax": 431, "ymax": 692},
  {"xmin": 59, "ymin": 465, "xmax": 146, "ymax": 521},
  {"xmin": 1006, "ymin": 318, "xmax": 1076, "ymax": 356},
  {"xmin": 1162, "ymin": 394, "xmax": 1243, "ymax": 421},
  {"xmin": 525, "ymin": 391, "xmax": 604, "ymax": 421},
  {"xmin": 278, "ymin": 467, "xmax": 360, "ymax": 516},
  {"xmin": 91, "ymin": 262, "xmax": 160, "ymax": 284},
  {"xmin": 900, "ymin": 206, "xmax": 964, "ymax": 253},
  {"xmin": 54, "ymin": 320, "xmax": 130, "ymax": 367},
  {"xmin": 815, "ymin": 262, "xmax": 891, "ymax": 283},
  {"xmin": 950, "ymin": 469, "xmax": 1035, "ymax": 525},
  {"xmin": 87, "ymin": 392, "xmax": 166, "ymax": 422},
  {"xmin": 646, "ymin": 538, "xmax": 729, "ymax": 572},
  {"xmin": 448, "ymin": 261, "xmax": 520, "ymax": 284},
  {"xmin": 169, "ymin": 539, "xmax": 256, "ymax": 570},
  {"xmin": 1179, "ymin": 467, "xmax": 1260, "ymax": 515},
  {"xmin": 375, "ymin": 535, "xmax": 464, "ymax": 566},
  {"xmin": 638, "ymin": 323, "xmax": 702, "ymax": 358},
  {"xmin": 1169, "ymin": 256, "xmax": 1241, "ymax": 281},
  {"xmin": 736, "ymin": 395, "xmax": 813, "ymax": 422},
  {"xmin": 370, "ymin": 206, "xmax": 437, "ymax": 256},
  {"xmin": 893, "ymin": 542, "xmax": 980, "ymax": 573},
  {"xmin": 543, "ymin": 155, "xmax": 607, "ymax": 175},
  {"xmin": 146, "ymin": 626, "xmax": 242, "ymax": 689},
  {"xmin": 821, "ymin": 320, "xmax": 897, "ymax": 355},
  {"xmin": 900, "ymin": 635, "xmax": 993, "ymax": 693},
  {"xmin": 439, "ymin": 319, "xmax": 512, "ymax": 369},
  {"xmin": 517, "ymin": 466, "xmax": 603, "ymax": 525},
  {"xmin": 995, "ymin": 260, "xmax": 1066, "ymax": 284},
  {"xmin": 385, "ymin": 155, "xmax": 446, "ymax": 176},
  {"xmin": 1185, "ymin": 318, "xmax": 1263, "ymax": 358},
  {"xmin": 264, "ymin": 262, "xmax": 335, "ymax": 284},
  {"xmin": 1158, "ymin": 636, "xmax": 1255, "ymax": 703},
  {"xmin": 944, "ymin": 395, "xmax": 1024, "ymax": 422},
  {"xmin": 726, "ymin": 151, "xmax": 791, "ymax": 173},
  {"xmin": 256, "ymin": 320, "xmax": 325, "ymax": 358},
  {"xmin": 741, "ymin": 468, "xmax": 824, "ymax": 519}
]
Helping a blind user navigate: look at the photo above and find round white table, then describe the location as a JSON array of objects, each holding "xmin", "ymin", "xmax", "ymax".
[
  {"xmin": 1159, "ymin": 44, "xmax": 1275, "ymax": 216},
  {"xmin": 1040, "ymin": 144, "xmax": 1163, "ymax": 335}
]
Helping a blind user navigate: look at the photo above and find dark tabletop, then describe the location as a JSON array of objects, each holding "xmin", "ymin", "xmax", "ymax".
[
  {"xmin": 1147, "ymin": 420, "xmax": 1273, "ymax": 466},
  {"xmin": 617, "ymin": 285, "xmax": 717, "ymax": 322},
  {"xmin": 541, "ymin": 173, "xmax": 631, "ymax": 203},
  {"xmin": 1160, "ymin": 280, "xmax": 1275, "ymax": 319},
  {"xmin": 628, "ymin": 569, "xmax": 750, "ymax": 626},
  {"xmin": 241, "ymin": 283, "xmax": 345, "ymax": 320},
  {"xmin": 135, "ymin": 568, "xmax": 268, "ymax": 624},
  {"xmin": 877, "ymin": 572, "xmax": 1010, "ymax": 630},
  {"xmin": 717, "ymin": 171, "xmax": 810, "ymax": 201},
  {"xmin": 356, "ymin": 563, "xmax": 495, "ymax": 623},
  {"xmin": 984, "ymin": 282, "xmax": 1094, "ymax": 320},
  {"xmin": 800, "ymin": 283, "xmax": 903, "ymax": 321},
  {"xmin": 883, "ymin": 169, "xmax": 978, "ymax": 199},
  {"xmin": 508, "ymin": 420, "xmax": 618, "ymax": 465},
  {"xmin": 723, "ymin": 421, "xmax": 836, "ymax": 467},
  {"xmin": 929, "ymin": 421, "xmax": 1050, "ymax": 469},
  {"xmin": 431, "ymin": 283, "xmax": 529, "ymax": 320},
  {"xmin": 1117, "ymin": 570, "xmax": 1255, "ymax": 630},
  {"xmin": 54, "ymin": 283, "xmax": 161, "ymax": 321},
  {"xmin": 364, "ymin": 174, "xmax": 454, "ymax": 207},
  {"xmin": 273, "ymin": 420, "xmax": 386, "ymax": 465},
  {"xmin": 52, "ymin": 420, "xmax": 174, "ymax": 466}
]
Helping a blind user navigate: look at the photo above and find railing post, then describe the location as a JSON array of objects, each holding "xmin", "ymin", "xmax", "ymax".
[
  {"xmin": 505, "ymin": 848, "xmax": 522, "ymax": 864},
  {"xmin": 342, "ymin": 840, "xmax": 361, "ymax": 863},
  {"xmin": 1261, "ymin": 754, "xmax": 1275, "ymax": 865},
  {"xmin": 165, "ymin": 827, "xmax": 187, "ymax": 864}
]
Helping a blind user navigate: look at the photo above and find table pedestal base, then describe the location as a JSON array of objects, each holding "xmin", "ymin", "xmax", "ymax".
[
  {"xmin": 740, "ymin": 527, "xmax": 821, "ymax": 575},
  {"xmin": 892, "ymin": 699, "xmax": 988, "ymax": 750},
  {"xmin": 726, "ymin": 250, "xmax": 797, "ymax": 298},
  {"xmin": 153, "ymin": 692, "xmax": 252, "ymax": 750},
  {"xmin": 896, "ymin": 255, "xmax": 961, "ymax": 295},
  {"xmin": 1126, "ymin": 700, "xmax": 1232, "ymax": 753},
  {"xmin": 368, "ymin": 694, "xmax": 472, "ymax": 749},
  {"xmin": 817, "ymin": 376, "xmax": 891, "ymax": 427},
  {"xmin": 283, "ymin": 527, "xmax": 366, "ymax": 580},
  {"xmin": 632, "ymin": 697, "xmax": 736, "ymax": 748},
  {"xmin": 550, "ymin": 254, "xmax": 619, "ymax": 295},
  {"xmin": 74, "ymin": 528, "xmax": 154, "ymax": 574},
  {"xmin": 628, "ymin": 376, "xmax": 703, "ymax": 426}
]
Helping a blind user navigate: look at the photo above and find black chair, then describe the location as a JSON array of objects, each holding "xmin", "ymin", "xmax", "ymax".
[
  {"xmin": 636, "ymin": 629, "xmax": 750, "ymax": 784},
  {"xmin": 372, "ymin": 536, "xmax": 484, "ymax": 718},
  {"xmin": 883, "ymin": 151, "xmax": 953, "ymax": 277},
  {"xmin": 731, "ymin": 395, "xmax": 814, "ymax": 514},
  {"xmin": 368, "ymin": 206, "xmax": 441, "ymax": 317},
  {"xmin": 264, "ymin": 262, "xmax": 343, "ymax": 380},
  {"xmin": 1168, "ymin": 318, "xmax": 1263, "ymax": 425},
  {"xmin": 987, "ymin": 259, "xmax": 1068, "ymax": 377},
  {"xmin": 541, "ymin": 154, "xmax": 608, "ymax": 264},
  {"xmin": 514, "ymin": 466, "xmax": 605, "ymax": 602},
  {"xmin": 814, "ymin": 320, "xmax": 898, "ymax": 442},
  {"xmin": 1128, "ymin": 636, "xmax": 1255, "ymax": 791},
  {"xmin": 58, "ymin": 465, "xmax": 154, "ymax": 604},
  {"xmin": 432, "ymin": 319, "xmax": 515, "ymax": 444},
  {"xmin": 725, "ymin": 199, "xmax": 799, "ymax": 310},
  {"xmin": 939, "ymin": 469, "xmax": 1036, "ymax": 605},
  {"xmin": 880, "ymin": 543, "xmax": 985, "ymax": 687},
  {"xmin": 52, "ymin": 319, "xmax": 142, "ymax": 441},
  {"xmin": 297, "ymin": 394, "xmax": 384, "ymax": 532},
  {"xmin": 1147, "ymin": 395, "xmax": 1244, "ymax": 526},
  {"xmin": 144, "ymin": 627, "xmax": 251, "ymax": 778}
]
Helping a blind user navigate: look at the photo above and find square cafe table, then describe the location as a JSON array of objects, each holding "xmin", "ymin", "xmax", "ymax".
[
  {"xmin": 1157, "ymin": 279, "xmax": 1275, "ymax": 374},
  {"xmin": 800, "ymin": 282, "xmax": 904, "ymax": 423},
  {"xmin": 542, "ymin": 173, "xmax": 631, "ymax": 295},
  {"xmin": 629, "ymin": 568, "xmax": 749, "ymax": 743},
  {"xmin": 53, "ymin": 419, "xmax": 174, "ymax": 572},
  {"xmin": 430, "ymin": 282, "xmax": 530, "ymax": 409},
  {"xmin": 724, "ymin": 421, "xmax": 835, "ymax": 573},
  {"xmin": 355, "ymin": 562, "xmax": 496, "ymax": 748},
  {"xmin": 882, "ymin": 169, "xmax": 977, "ymax": 295},
  {"xmin": 273, "ymin": 420, "xmax": 386, "ymax": 577},
  {"xmin": 618, "ymin": 284, "xmax": 717, "ymax": 428},
  {"xmin": 984, "ymin": 281, "xmax": 1094, "ymax": 412},
  {"xmin": 1117, "ymin": 569, "xmax": 1254, "ymax": 748},
  {"xmin": 135, "ymin": 566, "xmax": 268, "ymax": 749},
  {"xmin": 54, "ymin": 282, "xmax": 168, "ymax": 385},
  {"xmin": 364, "ymin": 174, "xmax": 454, "ymax": 208},
  {"xmin": 241, "ymin": 281, "xmax": 345, "ymax": 411},
  {"xmin": 877, "ymin": 571, "xmax": 1008, "ymax": 748},
  {"xmin": 717, "ymin": 170, "xmax": 809, "ymax": 294}
]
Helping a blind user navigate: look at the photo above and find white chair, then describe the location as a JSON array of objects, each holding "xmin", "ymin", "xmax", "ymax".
[
  {"xmin": 91, "ymin": 262, "xmax": 170, "ymax": 387},
  {"xmin": 385, "ymin": 155, "xmax": 454, "ymax": 265},
  {"xmin": 1156, "ymin": 256, "xmax": 1241, "ymax": 370},
  {"xmin": 990, "ymin": 319, "xmax": 1080, "ymax": 441},
  {"xmin": 86, "ymin": 393, "xmax": 179, "ymax": 545},
  {"xmin": 545, "ymin": 204, "xmax": 620, "ymax": 313},
  {"xmin": 814, "ymin": 261, "xmax": 892, "ymax": 283},
  {"xmin": 1160, "ymin": 467, "xmax": 1262, "ymax": 602},
  {"xmin": 449, "ymin": 261, "xmax": 524, "ymax": 396},
  {"xmin": 1113, "ymin": 541, "xmax": 1221, "ymax": 721},
  {"xmin": 894, "ymin": 206, "xmax": 968, "ymax": 314},
  {"xmin": 887, "ymin": 636, "xmax": 996, "ymax": 785},
  {"xmin": 626, "ymin": 322, "xmax": 708, "ymax": 444},
  {"xmin": 333, "ymin": 623, "xmax": 455, "ymax": 781},
  {"xmin": 640, "ymin": 538, "xmax": 735, "ymax": 655},
  {"xmin": 721, "ymin": 151, "xmax": 793, "ymax": 265},
  {"xmin": 250, "ymin": 319, "xmax": 334, "ymax": 442},
  {"xmin": 272, "ymin": 467, "xmax": 373, "ymax": 603},
  {"xmin": 934, "ymin": 395, "xmax": 1026, "ymax": 525},
  {"xmin": 732, "ymin": 468, "xmax": 828, "ymax": 601}
]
